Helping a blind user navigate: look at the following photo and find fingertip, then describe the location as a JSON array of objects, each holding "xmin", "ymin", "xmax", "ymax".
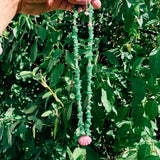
[{"xmin": 91, "ymin": 0, "xmax": 101, "ymax": 9}]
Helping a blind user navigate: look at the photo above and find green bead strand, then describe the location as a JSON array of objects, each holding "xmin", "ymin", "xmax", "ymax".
[
  {"xmin": 73, "ymin": 9, "xmax": 85, "ymax": 136},
  {"xmin": 84, "ymin": 3, "xmax": 94, "ymax": 136},
  {"xmin": 73, "ymin": 4, "xmax": 94, "ymax": 138}
]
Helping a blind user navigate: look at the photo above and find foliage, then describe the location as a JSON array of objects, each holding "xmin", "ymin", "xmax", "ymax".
[{"xmin": 0, "ymin": 0, "xmax": 160, "ymax": 159}]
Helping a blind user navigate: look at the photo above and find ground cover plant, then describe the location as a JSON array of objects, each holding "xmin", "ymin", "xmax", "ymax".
[{"xmin": 0, "ymin": 0, "xmax": 160, "ymax": 159}]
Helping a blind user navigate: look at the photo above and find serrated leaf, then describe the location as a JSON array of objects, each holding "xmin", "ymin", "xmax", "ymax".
[
  {"xmin": 131, "ymin": 57, "xmax": 144, "ymax": 76},
  {"xmin": 102, "ymin": 48, "xmax": 120, "ymax": 66},
  {"xmin": 47, "ymin": 49, "xmax": 62, "ymax": 73},
  {"xmin": 116, "ymin": 123, "xmax": 130, "ymax": 139},
  {"xmin": 145, "ymin": 99, "xmax": 158, "ymax": 120},
  {"xmin": 38, "ymin": 26, "xmax": 47, "ymax": 42},
  {"xmin": 65, "ymin": 52, "xmax": 75, "ymax": 70},
  {"xmin": 144, "ymin": 156, "xmax": 160, "ymax": 160},
  {"xmin": 125, "ymin": 152, "xmax": 137, "ymax": 160},
  {"xmin": 137, "ymin": 144, "xmax": 150, "ymax": 160},
  {"xmin": 116, "ymin": 106, "xmax": 128, "ymax": 122},
  {"xmin": 51, "ymin": 64, "xmax": 64, "ymax": 86}
]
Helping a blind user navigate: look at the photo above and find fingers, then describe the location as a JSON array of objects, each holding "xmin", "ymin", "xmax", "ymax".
[
  {"xmin": 19, "ymin": 2, "xmax": 49, "ymax": 15},
  {"xmin": 20, "ymin": 0, "xmax": 101, "ymax": 15},
  {"xmin": 68, "ymin": 0, "xmax": 90, "ymax": 5},
  {"xmin": 68, "ymin": 0, "xmax": 101, "ymax": 9},
  {"xmin": 48, "ymin": 0, "xmax": 74, "ymax": 12},
  {"xmin": 25, "ymin": 0, "xmax": 48, "ymax": 3}
]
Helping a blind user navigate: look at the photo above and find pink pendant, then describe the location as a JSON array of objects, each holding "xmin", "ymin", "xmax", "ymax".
[
  {"xmin": 78, "ymin": 135, "xmax": 92, "ymax": 146},
  {"xmin": 0, "ymin": 43, "xmax": 3, "ymax": 55}
]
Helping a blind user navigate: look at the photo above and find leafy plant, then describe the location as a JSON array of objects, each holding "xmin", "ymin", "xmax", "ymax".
[{"xmin": 0, "ymin": 0, "xmax": 160, "ymax": 159}]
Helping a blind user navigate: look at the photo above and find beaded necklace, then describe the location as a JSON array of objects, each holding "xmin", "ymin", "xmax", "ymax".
[{"xmin": 72, "ymin": 3, "xmax": 94, "ymax": 146}]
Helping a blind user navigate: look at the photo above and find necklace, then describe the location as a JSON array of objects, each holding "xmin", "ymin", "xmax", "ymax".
[{"xmin": 72, "ymin": 3, "xmax": 94, "ymax": 146}]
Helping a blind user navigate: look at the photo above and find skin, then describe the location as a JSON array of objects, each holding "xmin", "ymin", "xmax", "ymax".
[{"xmin": 0, "ymin": 0, "xmax": 101, "ymax": 35}]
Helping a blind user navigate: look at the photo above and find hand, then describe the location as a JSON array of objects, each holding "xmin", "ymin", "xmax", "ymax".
[{"xmin": 18, "ymin": 0, "xmax": 101, "ymax": 15}]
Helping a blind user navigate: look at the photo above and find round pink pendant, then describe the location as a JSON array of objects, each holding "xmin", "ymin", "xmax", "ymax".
[
  {"xmin": 0, "ymin": 43, "xmax": 2, "ymax": 55},
  {"xmin": 78, "ymin": 135, "xmax": 92, "ymax": 146}
]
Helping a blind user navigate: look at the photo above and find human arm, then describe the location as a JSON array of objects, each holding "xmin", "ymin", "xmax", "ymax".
[{"xmin": 0, "ymin": 0, "xmax": 20, "ymax": 35}]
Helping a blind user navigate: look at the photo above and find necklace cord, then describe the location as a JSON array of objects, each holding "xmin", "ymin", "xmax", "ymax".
[{"xmin": 73, "ymin": 3, "xmax": 94, "ymax": 138}]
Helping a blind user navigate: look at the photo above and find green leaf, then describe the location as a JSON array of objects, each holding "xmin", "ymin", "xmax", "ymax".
[
  {"xmin": 17, "ymin": 123, "xmax": 26, "ymax": 141},
  {"xmin": 116, "ymin": 123, "xmax": 130, "ymax": 139},
  {"xmin": 38, "ymin": 26, "xmax": 47, "ymax": 42},
  {"xmin": 131, "ymin": 57, "xmax": 144, "ymax": 76},
  {"xmin": 101, "ymin": 88, "xmax": 112, "ymax": 113},
  {"xmin": 51, "ymin": 64, "xmax": 64, "ymax": 87},
  {"xmin": 13, "ymin": 26, "xmax": 18, "ymax": 38},
  {"xmin": 47, "ymin": 49, "xmax": 62, "ymax": 73},
  {"xmin": 132, "ymin": 77, "xmax": 146, "ymax": 106},
  {"xmin": 87, "ymin": 147, "xmax": 100, "ymax": 160},
  {"xmin": 102, "ymin": 48, "xmax": 120, "ymax": 66},
  {"xmin": 132, "ymin": 104, "xmax": 144, "ymax": 127},
  {"xmin": 26, "ymin": 16, "xmax": 33, "ymax": 29},
  {"xmin": 116, "ymin": 106, "xmax": 128, "ymax": 122},
  {"xmin": 157, "ymin": 33, "xmax": 160, "ymax": 47},
  {"xmin": 67, "ymin": 147, "xmax": 73, "ymax": 160},
  {"xmin": 125, "ymin": 152, "xmax": 137, "ymax": 160},
  {"xmin": 149, "ymin": 48, "xmax": 160, "ymax": 80},
  {"xmin": 0, "ymin": 123, "xmax": 4, "ymax": 141},
  {"xmin": 23, "ymin": 103, "xmax": 38, "ymax": 114},
  {"xmin": 137, "ymin": 144, "xmax": 151, "ymax": 160},
  {"xmin": 7, "ymin": 126, "xmax": 12, "ymax": 146},
  {"xmin": 5, "ymin": 108, "xmax": 15, "ymax": 117},
  {"xmin": 54, "ymin": 117, "xmax": 59, "ymax": 140},
  {"xmin": 20, "ymin": 71, "xmax": 33, "ymax": 81},
  {"xmin": 72, "ymin": 147, "xmax": 86, "ymax": 160},
  {"xmin": 41, "ymin": 110, "xmax": 52, "ymax": 117},
  {"xmin": 30, "ymin": 40, "xmax": 38, "ymax": 62},
  {"xmin": 144, "ymin": 156, "xmax": 160, "ymax": 160},
  {"xmin": 56, "ymin": 11, "xmax": 64, "ymax": 20},
  {"xmin": 145, "ymin": 99, "xmax": 158, "ymax": 120},
  {"xmin": 35, "ymin": 119, "xmax": 43, "ymax": 131},
  {"xmin": 65, "ymin": 51, "xmax": 75, "ymax": 70},
  {"xmin": 67, "ymin": 102, "xmax": 73, "ymax": 121},
  {"xmin": 42, "ymin": 92, "xmax": 52, "ymax": 99}
]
